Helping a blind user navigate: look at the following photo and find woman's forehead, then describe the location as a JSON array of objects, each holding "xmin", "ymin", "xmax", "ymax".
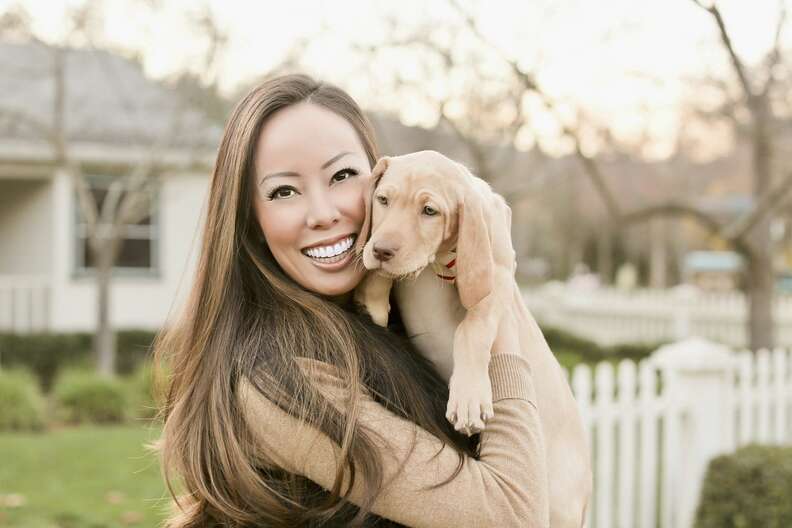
[{"xmin": 256, "ymin": 104, "xmax": 366, "ymax": 171}]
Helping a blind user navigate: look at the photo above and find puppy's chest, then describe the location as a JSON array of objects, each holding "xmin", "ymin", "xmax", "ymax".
[{"xmin": 394, "ymin": 266, "xmax": 464, "ymax": 373}]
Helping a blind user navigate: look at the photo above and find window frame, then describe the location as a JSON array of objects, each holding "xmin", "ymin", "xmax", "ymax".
[{"xmin": 72, "ymin": 175, "xmax": 161, "ymax": 279}]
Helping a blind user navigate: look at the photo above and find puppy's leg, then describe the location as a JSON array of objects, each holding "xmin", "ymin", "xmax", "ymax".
[
  {"xmin": 353, "ymin": 272, "xmax": 393, "ymax": 327},
  {"xmin": 446, "ymin": 301, "xmax": 499, "ymax": 436}
]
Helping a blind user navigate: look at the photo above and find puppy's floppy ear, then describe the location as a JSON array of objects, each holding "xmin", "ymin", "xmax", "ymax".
[
  {"xmin": 354, "ymin": 156, "xmax": 389, "ymax": 255},
  {"xmin": 455, "ymin": 177, "xmax": 494, "ymax": 310}
]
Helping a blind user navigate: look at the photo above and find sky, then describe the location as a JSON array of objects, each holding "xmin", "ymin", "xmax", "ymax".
[{"xmin": 3, "ymin": 0, "xmax": 790, "ymax": 160}]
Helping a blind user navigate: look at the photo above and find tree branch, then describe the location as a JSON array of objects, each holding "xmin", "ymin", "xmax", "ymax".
[
  {"xmin": 762, "ymin": 0, "xmax": 788, "ymax": 97},
  {"xmin": 72, "ymin": 165, "xmax": 99, "ymax": 248},
  {"xmin": 690, "ymin": 0, "xmax": 754, "ymax": 97},
  {"xmin": 723, "ymin": 170, "xmax": 792, "ymax": 240},
  {"xmin": 621, "ymin": 200, "xmax": 720, "ymax": 231}
]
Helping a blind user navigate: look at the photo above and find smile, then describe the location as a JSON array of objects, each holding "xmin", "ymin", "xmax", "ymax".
[{"xmin": 301, "ymin": 234, "xmax": 357, "ymax": 263}]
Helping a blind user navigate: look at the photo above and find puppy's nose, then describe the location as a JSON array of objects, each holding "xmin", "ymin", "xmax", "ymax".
[{"xmin": 373, "ymin": 243, "xmax": 398, "ymax": 262}]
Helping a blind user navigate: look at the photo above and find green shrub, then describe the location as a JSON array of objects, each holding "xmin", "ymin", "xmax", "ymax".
[
  {"xmin": 116, "ymin": 330, "xmax": 158, "ymax": 374},
  {"xmin": 53, "ymin": 369, "xmax": 128, "ymax": 424},
  {"xmin": 606, "ymin": 341, "xmax": 665, "ymax": 362},
  {"xmin": 0, "ymin": 330, "xmax": 157, "ymax": 390},
  {"xmin": 540, "ymin": 324, "xmax": 660, "ymax": 368},
  {"xmin": 553, "ymin": 349, "xmax": 585, "ymax": 372},
  {"xmin": 0, "ymin": 333, "xmax": 91, "ymax": 391},
  {"xmin": 695, "ymin": 444, "xmax": 792, "ymax": 528},
  {"xmin": 127, "ymin": 361, "xmax": 160, "ymax": 421},
  {"xmin": 0, "ymin": 368, "xmax": 46, "ymax": 431}
]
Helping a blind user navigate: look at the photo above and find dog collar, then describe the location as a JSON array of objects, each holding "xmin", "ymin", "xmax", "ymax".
[{"xmin": 431, "ymin": 248, "xmax": 457, "ymax": 284}]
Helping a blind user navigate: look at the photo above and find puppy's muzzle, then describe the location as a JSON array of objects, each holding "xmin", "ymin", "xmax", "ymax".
[{"xmin": 373, "ymin": 242, "xmax": 399, "ymax": 262}]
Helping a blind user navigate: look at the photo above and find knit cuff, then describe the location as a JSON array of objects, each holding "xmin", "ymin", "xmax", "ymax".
[{"xmin": 489, "ymin": 354, "xmax": 537, "ymax": 404}]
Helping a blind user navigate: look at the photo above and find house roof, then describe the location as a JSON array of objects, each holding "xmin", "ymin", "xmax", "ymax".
[{"xmin": 0, "ymin": 41, "xmax": 222, "ymax": 156}]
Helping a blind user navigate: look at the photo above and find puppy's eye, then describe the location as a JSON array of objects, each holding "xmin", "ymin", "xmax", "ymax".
[
  {"xmin": 423, "ymin": 205, "xmax": 438, "ymax": 216},
  {"xmin": 376, "ymin": 195, "xmax": 388, "ymax": 206}
]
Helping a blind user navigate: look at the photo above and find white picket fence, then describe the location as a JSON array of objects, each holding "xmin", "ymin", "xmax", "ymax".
[
  {"xmin": 0, "ymin": 275, "xmax": 49, "ymax": 333},
  {"xmin": 567, "ymin": 337, "xmax": 792, "ymax": 528},
  {"xmin": 525, "ymin": 282, "xmax": 792, "ymax": 348}
]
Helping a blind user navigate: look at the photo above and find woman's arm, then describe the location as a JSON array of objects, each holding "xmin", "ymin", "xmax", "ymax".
[{"xmin": 238, "ymin": 346, "xmax": 549, "ymax": 528}]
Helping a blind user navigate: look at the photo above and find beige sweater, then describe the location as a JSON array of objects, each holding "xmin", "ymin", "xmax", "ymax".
[{"xmin": 238, "ymin": 353, "xmax": 550, "ymax": 527}]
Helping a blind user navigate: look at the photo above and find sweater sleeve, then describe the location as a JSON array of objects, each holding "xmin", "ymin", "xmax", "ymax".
[{"xmin": 237, "ymin": 353, "xmax": 549, "ymax": 528}]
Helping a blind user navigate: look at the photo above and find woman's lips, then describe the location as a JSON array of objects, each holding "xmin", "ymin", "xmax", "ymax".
[
  {"xmin": 304, "ymin": 245, "xmax": 355, "ymax": 271},
  {"xmin": 301, "ymin": 233, "xmax": 357, "ymax": 253}
]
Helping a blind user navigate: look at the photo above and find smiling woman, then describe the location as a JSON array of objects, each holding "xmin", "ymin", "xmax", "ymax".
[
  {"xmin": 252, "ymin": 102, "xmax": 370, "ymax": 301},
  {"xmin": 153, "ymin": 73, "xmax": 548, "ymax": 528}
]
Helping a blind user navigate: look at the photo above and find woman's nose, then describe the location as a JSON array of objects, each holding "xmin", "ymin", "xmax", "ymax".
[{"xmin": 306, "ymin": 192, "xmax": 340, "ymax": 229}]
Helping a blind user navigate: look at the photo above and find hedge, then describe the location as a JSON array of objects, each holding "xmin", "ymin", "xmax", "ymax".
[
  {"xmin": 541, "ymin": 326, "xmax": 663, "ymax": 370},
  {"xmin": 0, "ymin": 326, "xmax": 658, "ymax": 391},
  {"xmin": 0, "ymin": 368, "xmax": 46, "ymax": 431},
  {"xmin": 127, "ymin": 361, "xmax": 160, "ymax": 421},
  {"xmin": 0, "ymin": 330, "xmax": 157, "ymax": 391},
  {"xmin": 53, "ymin": 368, "xmax": 129, "ymax": 424},
  {"xmin": 695, "ymin": 444, "xmax": 792, "ymax": 528}
]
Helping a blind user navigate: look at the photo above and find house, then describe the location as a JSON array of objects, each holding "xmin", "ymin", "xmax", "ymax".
[
  {"xmin": 0, "ymin": 41, "xmax": 221, "ymax": 333},
  {"xmin": 682, "ymin": 250, "xmax": 744, "ymax": 291}
]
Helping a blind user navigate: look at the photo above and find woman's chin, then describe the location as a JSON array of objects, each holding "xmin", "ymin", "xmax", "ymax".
[{"xmin": 308, "ymin": 270, "xmax": 366, "ymax": 299}]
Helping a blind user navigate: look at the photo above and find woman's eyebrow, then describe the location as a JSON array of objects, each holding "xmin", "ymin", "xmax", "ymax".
[{"xmin": 259, "ymin": 152, "xmax": 355, "ymax": 186}]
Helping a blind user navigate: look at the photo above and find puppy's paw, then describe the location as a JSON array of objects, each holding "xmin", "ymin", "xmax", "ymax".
[
  {"xmin": 369, "ymin": 302, "xmax": 390, "ymax": 327},
  {"xmin": 445, "ymin": 370, "xmax": 494, "ymax": 436}
]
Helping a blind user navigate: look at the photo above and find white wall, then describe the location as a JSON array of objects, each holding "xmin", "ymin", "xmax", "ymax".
[
  {"xmin": 0, "ymin": 179, "xmax": 52, "ymax": 274},
  {"xmin": 49, "ymin": 171, "xmax": 208, "ymax": 331}
]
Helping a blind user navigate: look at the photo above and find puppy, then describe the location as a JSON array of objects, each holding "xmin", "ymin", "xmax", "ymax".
[{"xmin": 353, "ymin": 150, "xmax": 592, "ymax": 528}]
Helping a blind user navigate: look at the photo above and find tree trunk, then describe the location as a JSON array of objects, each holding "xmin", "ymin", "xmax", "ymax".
[
  {"xmin": 95, "ymin": 241, "xmax": 117, "ymax": 376},
  {"xmin": 746, "ymin": 97, "xmax": 775, "ymax": 350},
  {"xmin": 746, "ymin": 244, "xmax": 775, "ymax": 351},
  {"xmin": 597, "ymin": 222, "xmax": 613, "ymax": 284},
  {"xmin": 566, "ymin": 236, "xmax": 584, "ymax": 278},
  {"xmin": 649, "ymin": 217, "xmax": 667, "ymax": 288}
]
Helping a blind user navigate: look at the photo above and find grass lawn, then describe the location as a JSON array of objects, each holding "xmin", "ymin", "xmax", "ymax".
[{"xmin": 0, "ymin": 424, "xmax": 168, "ymax": 528}]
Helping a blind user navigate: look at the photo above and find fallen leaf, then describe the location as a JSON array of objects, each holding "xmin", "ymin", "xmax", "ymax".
[
  {"xmin": 105, "ymin": 490, "xmax": 126, "ymax": 504},
  {"xmin": 1, "ymin": 494, "xmax": 26, "ymax": 508},
  {"xmin": 120, "ymin": 510, "xmax": 144, "ymax": 525}
]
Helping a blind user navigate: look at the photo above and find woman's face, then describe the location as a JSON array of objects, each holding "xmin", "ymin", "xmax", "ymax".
[{"xmin": 252, "ymin": 102, "xmax": 370, "ymax": 299}]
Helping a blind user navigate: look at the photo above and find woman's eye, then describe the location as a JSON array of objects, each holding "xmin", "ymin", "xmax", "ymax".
[
  {"xmin": 332, "ymin": 168, "xmax": 359, "ymax": 183},
  {"xmin": 376, "ymin": 195, "xmax": 388, "ymax": 206},
  {"xmin": 423, "ymin": 205, "xmax": 438, "ymax": 216},
  {"xmin": 267, "ymin": 186, "xmax": 297, "ymax": 200}
]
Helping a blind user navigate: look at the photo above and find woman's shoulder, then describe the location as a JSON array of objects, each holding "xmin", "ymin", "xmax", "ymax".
[
  {"xmin": 237, "ymin": 357, "xmax": 365, "ymax": 416},
  {"xmin": 235, "ymin": 366, "xmax": 328, "ymax": 474}
]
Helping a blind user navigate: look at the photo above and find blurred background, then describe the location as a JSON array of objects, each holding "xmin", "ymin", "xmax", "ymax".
[{"xmin": 0, "ymin": 0, "xmax": 791, "ymax": 527}]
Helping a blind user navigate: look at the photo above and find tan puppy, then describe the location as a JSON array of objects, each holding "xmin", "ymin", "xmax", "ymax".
[{"xmin": 353, "ymin": 150, "xmax": 592, "ymax": 528}]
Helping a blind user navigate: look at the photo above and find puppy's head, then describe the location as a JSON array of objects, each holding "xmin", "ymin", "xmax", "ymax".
[{"xmin": 357, "ymin": 150, "xmax": 495, "ymax": 307}]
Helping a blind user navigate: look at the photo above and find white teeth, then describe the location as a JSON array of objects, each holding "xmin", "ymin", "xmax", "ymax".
[{"xmin": 304, "ymin": 235, "xmax": 355, "ymax": 259}]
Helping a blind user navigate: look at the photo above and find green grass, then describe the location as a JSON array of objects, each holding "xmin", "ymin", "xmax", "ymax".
[{"xmin": 0, "ymin": 424, "xmax": 168, "ymax": 528}]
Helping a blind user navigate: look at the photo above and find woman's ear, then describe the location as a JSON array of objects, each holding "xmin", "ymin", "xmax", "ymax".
[
  {"xmin": 455, "ymin": 183, "xmax": 494, "ymax": 310},
  {"xmin": 354, "ymin": 156, "xmax": 390, "ymax": 256}
]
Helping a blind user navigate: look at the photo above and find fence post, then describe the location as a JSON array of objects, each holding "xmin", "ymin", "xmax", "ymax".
[
  {"xmin": 650, "ymin": 337, "xmax": 734, "ymax": 528},
  {"xmin": 671, "ymin": 284, "xmax": 698, "ymax": 340}
]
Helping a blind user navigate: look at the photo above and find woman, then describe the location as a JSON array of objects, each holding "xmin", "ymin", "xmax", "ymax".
[{"xmin": 154, "ymin": 73, "xmax": 549, "ymax": 527}]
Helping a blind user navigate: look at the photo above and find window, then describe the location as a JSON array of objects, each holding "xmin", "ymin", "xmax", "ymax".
[{"xmin": 74, "ymin": 177, "xmax": 160, "ymax": 276}]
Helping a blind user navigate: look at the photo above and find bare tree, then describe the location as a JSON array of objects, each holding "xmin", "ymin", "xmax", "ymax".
[{"xmin": 446, "ymin": 0, "xmax": 792, "ymax": 350}]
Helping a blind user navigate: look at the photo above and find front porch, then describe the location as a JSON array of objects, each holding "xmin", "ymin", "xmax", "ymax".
[
  {"xmin": 0, "ymin": 275, "xmax": 49, "ymax": 332},
  {"xmin": 0, "ymin": 175, "xmax": 55, "ymax": 333}
]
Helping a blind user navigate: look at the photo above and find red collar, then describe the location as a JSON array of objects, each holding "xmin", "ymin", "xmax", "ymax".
[{"xmin": 431, "ymin": 248, "xmax": 457, "ymax": 283}]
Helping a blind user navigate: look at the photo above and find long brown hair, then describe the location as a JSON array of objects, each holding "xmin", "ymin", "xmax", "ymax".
[{"xmin": 153, "ymin": 73, "xmax": 476, "ymax": 527}]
